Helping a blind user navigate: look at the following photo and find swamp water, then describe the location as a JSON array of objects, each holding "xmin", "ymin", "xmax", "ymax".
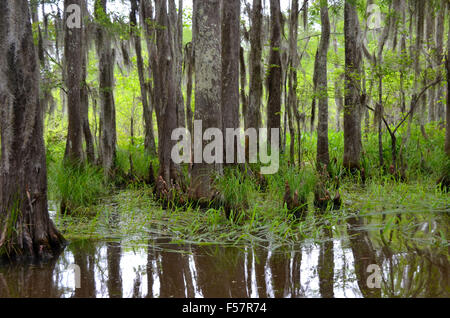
[{"xmin": 0, "ymin": 212, "xmax": 448, "ymax": 298}]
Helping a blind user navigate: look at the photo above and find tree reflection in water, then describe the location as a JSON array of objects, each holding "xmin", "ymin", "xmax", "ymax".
[{"xmin": 0, "ymin": 215, "xmax": 448, "ymax": 298}]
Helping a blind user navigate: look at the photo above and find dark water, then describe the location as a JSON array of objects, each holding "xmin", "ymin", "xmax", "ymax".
[{"xmin": 0, "ymin": 216, "xmax": 448, "ymax": 298}]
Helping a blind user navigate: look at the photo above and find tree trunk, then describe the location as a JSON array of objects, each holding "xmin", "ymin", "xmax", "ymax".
[
  {"xmin": 131, "ymin": 0, "xmax": 156, "ymax": 155},
  {"xmin": 287, "ymin": 0, "xmax": 299, "ymax": 165},
  {"xmin": 221, "ymin": 0, "xmax": 241, "ymax": 165},
  {"xmin": 435, "ymin": 1, "xmax": 446, "ymax": 123},
  {"xmin": 247, "ymin": 0, "xmax": 263, "ymax": 154},
  {"xmin": 445, "ymin": 9, "xmax": 450, "ymax": 157},
  {"xmin": 0, "ymin": 0, "xmax": 65, "ymax": 260},
  {"xmin": 64, "ymin": 0, "xmax": 84, "ymax": 163},
  {"xmin": 240, "ymin": 46, "xmax": 249, "ymax": 151},
  {"xmin": 343, "ymin": 0, "xmax": 362, "ymax": 171},
  {"xmin": 375, "ymin": 2, "xmax": 392, "ymax": 168},
  {"xmin": 407, "ymin": 0, "xmax": 424, "ymax": 140},
  {"xmin": 80, "ymin": 0, "xmax": 95, "ymax": 164},
  {"xmin": 95, "ymin": 0, "xmax": 117, "ymax": 178},
  {"xmin": 169, "ymin": 0, "xmax": 186, "ymax": 130},
  {"xmin": 267, "ymin": 0, "xmax": 282, "ymax": 148},
  {"xmin": 184, "ymin": 42, "xmax": 195, "ymax": 138},
  {"xmin": 425, "ymin": 1, "xmax": 436, "ymax": 123},
  {"xmin": 140, "ymin": 0, "xmax": 158, "ymax": 157},
  {"xmin": 154, "ymin": 0, "xmax": 180, "ymax": 185},
  {"xmin": 316, "ymin": 0, "xmax": 330, "ymax": 168},
  {"xmin": 333, "ymin": 18, "xmax": 343, "ymax": 133},
  {"xmin": 190, "ymin": 0, "xmax": 222, "ymax": 200}
]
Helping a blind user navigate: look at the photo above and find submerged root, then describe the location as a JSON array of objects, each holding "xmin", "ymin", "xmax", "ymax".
[
  {"xmin": 314, "ymin": 168, "xmax": 342, "ymax": 211},
  {"xmin": 0, "ymin": 216, "xmax": 66, "ymax": 262},
  {"xmin": 153, "ymin": 174, "xmax": 247, "ymax": 221},
  {"xmin": 283, "ymin": 181, "xmax": 308, "ymax": 221}
]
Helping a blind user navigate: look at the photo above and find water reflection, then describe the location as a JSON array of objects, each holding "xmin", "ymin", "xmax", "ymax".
[
  {"xmin": 346, "ymin": 216, "xmax": 381, "ymax": 298},
  {"xmin": 318, "ymin": 227, "xmax": 334, "ymax": 298},
  {"xmin": 0, "ymin": 226, "xmax": 448, "ymax": 298}
]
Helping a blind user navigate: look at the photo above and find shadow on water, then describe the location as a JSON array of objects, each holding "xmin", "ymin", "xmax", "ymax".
[{"xmin": 0, "ymin": 214, "xmax": 448, "ymax": 298}]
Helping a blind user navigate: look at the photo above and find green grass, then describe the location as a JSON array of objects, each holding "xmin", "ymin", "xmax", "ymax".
[
  {"xmin": 48, "ymin": 162, "xmax": 108, "ymax": 214},
  {"xmin": 46, "ymin": 122, "xmax": 448, "ymax": 250}
]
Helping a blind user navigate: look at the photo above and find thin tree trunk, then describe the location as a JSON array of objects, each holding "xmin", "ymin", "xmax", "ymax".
[
  {"xmin": 407, "ymin": 0, "xmax": 425, "ymax": 141},
  {"xmin": 343, "ymin": 0, "xmax": 362, "ymax": 171},
  {"xmin": 184, "ymin": 42, "xmax": 195, "ymax": 138},
  {"xmin": 95, "ymin": 0, "xmax": 117, "ymax": 178},
  {"xmin": 0, "ymin": 0, "xmax": 65, "ymax": 259},
  {"xmin": 131, "ymin": 0, "xmax": 156, "ymax": 155},
  {"xmin": 316, "ymin": 0, "xmax": 330, "ymax": 168},
  {"xmin": 311, "ymin": 48, "xmax": 318, "ymax": 133},
  {"xmin": 333, "ymin": 18, "xmax": 343, "ymax": 133},
  {"xmin": 247, "ymin": 0, "xmax": 263, "ymax": 156},
  {"xmin": 154, "ymin": 0, "xmax": 180, "ymax": 185},
  {"xmin": 240, "ymin": 46, "xmax": 249, "ymax": 146},
  {"xmin": 425, "ymin": 1, "xmax": 436, "ymax": 122},
  {"xmin": 435, "ymin": 1, "xmax": 446, "ymax": 123},
  {"xmin": 81, "ymin": 0, "xmax": 95, "ymax": 164},
  {"xmin": 64, "ymin": 0, "xmax": 84, "ymax": 163},
  {"xmin": 445, "ymin": 9, "xmax": 450, "ymax": 157},
  {"xmin": 267, "ymin": 0, "xmax": 282, "ymax": 148},
  {"xmin": 399, "ymin": 0, "xmax": 407, "ymax": 116},
  {"xmin": 375, "ymin": 2, "xmax": 392, "ymax": 168},
  {"xmin": 287, "ymin": 0, "xmax": 299, "ymax": 165},
  {"xmin": 140, "ymin": 0, "xmax": 158, "ymax": 155},
  {"xmin": 170, "ymin": 0, "xmax": 186, "ymax": 130}
]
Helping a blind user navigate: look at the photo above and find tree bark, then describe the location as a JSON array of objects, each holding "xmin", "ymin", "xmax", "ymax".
[
  {"xmin": 316, "ymin": 0, "xmax": 330, "ymax": 168},
  {"xmin": 0, "ymin": 0, "xmax": 65, "ymax": 260},
  {"xmin": 240, "ymin": 46, "xmax": 249, "ymax": 150},
  {"xmin": 140, "ymin": 0, "xmax": 158, "ymax": 157},
  {"xmin": 64, "ymin": 0, "xmax": 84, "ymax": 163},
  {"xmin": 287, "ymin": 0, "xmax": 299, "ymax": 165},
  {"xmin": 81, "ymin": 0, "xmax": 95, "ymax": 165},
  {"xmin": 154, "ymin": 0, "xmax": 180, "ymax": 185},
  {"xmin": 434, "ymin": 1, "xmax": 446, "ymax": 123},
  {"xmin": 333, "ymin": 18, "xmax": 343, "ymax": 133},
  {"xmin": 247, "ymin": 0, "xmax": 263, "ymax": 153},
  {"xmin": 190, "ymin": 0, "xmax": 223, "ymax": 200},
  {"xmin": 425, "ymin": 1, "xmax": 436, "ymax": 122},
  {"xmin": 95, "ymin": 0, "xmax": 117, "ymax": 178},
  {"xmin": 343, "ymin": 0, "xmax": 362, "ymax": 171},
  {"xmin": 267, "ymin": 0, "xmax": 282, "ymax": 148},
  {"xmin": 184, "ymin": 42, "xmax": 195, "ymax": 138},
  {"xmin": 131, "ymin": 0, "xmax": 156, "ymax": 155},
  {"xmin": 445, "ymin": 7, "xmax": 450, "ymax": 157},
  {"xmin": 221, "ymin": 0, "xmax": 241, "ymax": 164},
  {"xmin": 169, "ymin": 0, "xmax": 186, "ymax": 130},
  {"xmin": 407, "ymin": 0, "xmax": 425, "ymax": 140}
]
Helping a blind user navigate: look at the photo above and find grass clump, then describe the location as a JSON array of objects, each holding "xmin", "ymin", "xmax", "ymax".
[
  {"xmin": 214, "ymin": 167, "xmax": 259, "ymax": 215},
  {"xmin": 48, "ymin": 162, "xmax": 108, "ymax": 215}
]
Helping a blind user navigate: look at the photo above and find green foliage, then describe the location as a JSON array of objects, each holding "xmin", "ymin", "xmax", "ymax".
[
  {"xmin": 268, "ymin": 163, "xmax": 317, "ymax": 207},
  {"xmin": 215, "ymin": 167, "xmax": 258, "ymax": 212},
  {"xmin": 115, "ymin": 138, "xmax": 156, "ymax": 185},
  {"xmin": 48, "ymin": 162, "xmax": 107, "ymax": 214}
]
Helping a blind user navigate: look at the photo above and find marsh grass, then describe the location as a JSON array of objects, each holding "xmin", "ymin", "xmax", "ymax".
[
  {"xmin": 48, "ymin": 123, "xmax": 448, "ymax": 249},
  {"xmin": 48, "ymin": 161, "xmax": 108, "ymax": 215},
  {"xmin": 115, "ymin": 143, "xmax": 157, "ymax": 185}
]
